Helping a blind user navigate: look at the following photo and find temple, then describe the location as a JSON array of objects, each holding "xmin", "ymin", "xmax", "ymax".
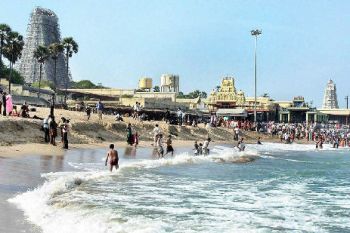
[{"xmin": 16, "ymin": 7, "xmax": 68, "ymax": 87}]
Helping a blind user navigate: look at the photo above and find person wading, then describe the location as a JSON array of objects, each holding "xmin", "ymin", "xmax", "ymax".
[{"xmin": 105, "ymin": 144, "xmax": 119, "ymax": 171}]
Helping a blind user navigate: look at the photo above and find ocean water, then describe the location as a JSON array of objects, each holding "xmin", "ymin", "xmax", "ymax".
[{"xmin": 8, "ymin": 143, "xmax": 350, "ymax": 233}]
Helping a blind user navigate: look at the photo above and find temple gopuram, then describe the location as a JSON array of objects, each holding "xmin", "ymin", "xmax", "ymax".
[
  {"xmin": 208, "ymin": 77, "xmax": 277, "ymax": 121},
  {"xmin": 208, "ymin": 77, "xmax": 246, "ymax": 109}
]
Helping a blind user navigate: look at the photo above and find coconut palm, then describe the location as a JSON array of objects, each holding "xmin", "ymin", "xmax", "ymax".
[
  {"xmin": 34, "ymin": 45, "xmax": 49, "ymax": 98},
  {"xmin": 48, "ymin": 42, "xmax": 63, "ymax": 116},
  {"xmin": 62, "ymin": 37, "xmax": 78, "ymax": 103},
  {"xmin": 0, "ymin": 24, "xmax": 11, "ymax": 79},
  {"xmin": 3, "ymin": 31, "xmax": 24, "ymax": 93},
  {"xmin": 48, "ymin": 42, "xmax": 64, "ymax": 90}
]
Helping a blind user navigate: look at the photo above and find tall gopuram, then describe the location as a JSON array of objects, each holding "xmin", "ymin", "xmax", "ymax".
[
  {"xmin": 17, "ymin": 7, "xmax": 68, "ymax": 87},
  {"xmin": 322, "ymin": 79, "xmax": 339, "ymax": 109},
  {"xmin": 208, "ymin": 77, "xmax": 246, "ymax": 110}
]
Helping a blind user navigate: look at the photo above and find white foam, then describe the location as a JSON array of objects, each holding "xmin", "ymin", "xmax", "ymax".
[{"xmin": 8, "ymin": 143, "xmax": 350, "ymax": 233}]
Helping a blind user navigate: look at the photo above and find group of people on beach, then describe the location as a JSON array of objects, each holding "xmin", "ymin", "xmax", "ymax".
[{"xmin": 42, "ymin": 115, "xmax": 70, "ymax": 149}]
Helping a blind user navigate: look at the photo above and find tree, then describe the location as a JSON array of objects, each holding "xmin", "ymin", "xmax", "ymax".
[
  {"xmin": 71, "ymin": 80, "xmax": 97, "ymax": 89},
  {"xmin": 200, "ymin": 91, "xmax": 207, "ymax": 98},
  {"xmin": 3, "ymin": 31, "xmax": 24, "ymax": 93},
  {"xmin": 48, "ymin": 42, "xmax": 64, "ymax": 115},
  {"xmin": 0, "ymin": 63, "xmax": 24, "ymax": 85},
  {"xmin": 34, "ymin": 45, "xmax": 49, "ymax": 98},
  {"xmin": 31, "ymin": 80, "xmax": 55, "ymax": 90},
  {"xmin": 62, "ymin": 37, "xmax": 78, "ymax": 103},
  {"xmin": 0, "ymin": 24, "xmax": 11, "ymax": 81},
  {"xmin": 153, "ymin": 85, "xmax": 160, "ymax": 92},
  {"xmin": 48, "ymin": 42, "xmax": 64, "ymax": 89}
]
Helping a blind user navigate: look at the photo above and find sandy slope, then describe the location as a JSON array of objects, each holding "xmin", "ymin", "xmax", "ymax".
[{"xmin": 0, "ymin": 107, "xmax": 289, "ymax": 156}]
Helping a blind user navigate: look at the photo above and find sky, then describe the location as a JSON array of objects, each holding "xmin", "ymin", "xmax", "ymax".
[{"xmin": 1, "ymin": 0, "xmax": 349, "ymax": 107}]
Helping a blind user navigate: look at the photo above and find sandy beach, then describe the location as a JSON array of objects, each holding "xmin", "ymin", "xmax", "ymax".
[{"xmin": 0, "ymin": 106, "xmax": 290, "ymax": 157}]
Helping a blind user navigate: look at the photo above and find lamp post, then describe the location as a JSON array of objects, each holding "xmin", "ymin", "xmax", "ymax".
[
  {"xmin": 345, "ymin": 95, "xmax": 349, "ymax": 109},
  {"xmin": 251, "ymin": 29, "xmax": 262, "ymax": 122}
]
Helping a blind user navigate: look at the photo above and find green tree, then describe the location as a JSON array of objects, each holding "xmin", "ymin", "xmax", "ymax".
[
  {"xmin": 0, "ymin": 24, "xmax": 11, "ymax": 81},
  {"xmin": 48, "ymin": 42, "xmax": 64, "ymax": 89},
  {"xmin": 3, "ymin": 31, "xmax": 24, "ymax": 93},
  {"xmin": 62, "ymin": 37, "xmax": 78, "ymax": 102},
  {"xmin": 153, "ymin": 85, "xmax": 160, "ymax": 92},
  {"xmin": 31, "ymin": 80, "xmax": 55, "ymax": 90},
  {"xmin": 34, "ymin": 45, "xmax": 49, "ymax": 98},
  {"xmin": 71, "ymin": 80, "xmax": 97, "ymax": 89},
  {"xmin": 200, "ymin": 91, "xmax": 207, "ymax": 98},
  {"xmin": 0, "ymin": 64, "xmax": 24, "ymax": 85}
]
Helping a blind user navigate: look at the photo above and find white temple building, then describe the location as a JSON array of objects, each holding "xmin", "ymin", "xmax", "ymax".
[{"xmin": 322, "ymin": 79, "xmax": 339, "ymax": 109}]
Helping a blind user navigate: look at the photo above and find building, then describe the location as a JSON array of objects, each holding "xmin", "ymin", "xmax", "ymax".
[
  {"xmin": 322, "ymin": 79, "xmax": 339, "ymax": 109},
  {"xmin": 208, "ymin": 77, "xmax": 276, "ymax": 120},
  {"xmin": 138, "ymin": 77, "xmax": 152, "ymax": 92},
  {"xmin": 17, "ymin": 7, "xmax": 68, "ymax": 87},
  {"xmin": 207, "ymin": 77, "xmax": 245, "ymax": 109},
  {"xmin": 160, "ymin": 74, "xmax": 179, "ymax": 93},
  {"xmin": 276, "ymin": 96, "xmax": 328, "ymax": 123}
]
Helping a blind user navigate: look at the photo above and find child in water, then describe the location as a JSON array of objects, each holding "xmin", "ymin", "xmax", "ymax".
[
  {"xmin": 194, "ymin": 141, "xmax": 199, "ymax": 155},
  {"xmin": 156, "ymin": 134, "xmax": 164, "ymax": 158},
  {"xmin": 165, "ymin": 135, "xmax": 174, "ymax": 156},
  {"xmin": 105, "ymin": 144, "xmax": 119, "ymax": 172}
]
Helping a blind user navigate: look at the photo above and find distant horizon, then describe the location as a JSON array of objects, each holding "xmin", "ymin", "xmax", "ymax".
[{"xmin": 1, "ymin": 0, "xmax": 349, "ymax": 108}]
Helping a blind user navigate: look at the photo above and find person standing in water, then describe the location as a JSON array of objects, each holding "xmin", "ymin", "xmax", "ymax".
[
  {"xmin": 156, "ymin": 134, "xmax": 164, "ymax": 158},
  {"xmin": 203, "ymin": 137, "xmax": 211, "ymax": 155},
  {"xmin": 237, "ymin": 138, "xmax": 246, "ymax": 151},
  {"xmin": 105, "ymin": 144, "xmax": 119, "ymax": 171},
  {"xmin": 164, "ymin": 135, "xmax": 174, "ymax": 156},
  {"xmin": 257, "ymin": 137, "xmax": 262, "ymax": 145},
  {"xmin": 126, "ymin": 123, "xmax": 133, "ymax": 145}
]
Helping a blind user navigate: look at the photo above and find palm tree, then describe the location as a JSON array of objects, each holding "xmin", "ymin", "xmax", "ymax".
[
  {"xmin": 48, "ymin": 42, "xmax": 63, "ymax": 116},
  {"xmin": 3, "ymin": 31, "xmax": 24, "ymax": 93},
  {"xmin": 33, "ymin": 45, "xmax": 49, "ymax": 98},
  {"xmin": 0, "ymin": 24, "xmax": 11, "ymax": 80},
  {"xmin": 62, "ymin": 37, "xmax": 78, "ymax": 103},
  {"xmin": 48, "ymin": 42, "xmax": 64, "ymax": 90}
]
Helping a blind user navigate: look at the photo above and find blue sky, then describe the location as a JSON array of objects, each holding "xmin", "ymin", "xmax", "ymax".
[{"xmin": 1, "ymin": 0, "xmax": 349, "ymax": 107}]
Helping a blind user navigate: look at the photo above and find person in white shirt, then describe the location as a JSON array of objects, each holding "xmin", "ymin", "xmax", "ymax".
[
  {"xmin": 43, "ymin": 115, "xmax": 50, "ymax": 143},
  {"xmin": 152, "ymin": 124, "xmax": 162, "ymax": 145},
  {"xmin": 202, "ymin": 137, "xmax": 211, "ymax": 155}
]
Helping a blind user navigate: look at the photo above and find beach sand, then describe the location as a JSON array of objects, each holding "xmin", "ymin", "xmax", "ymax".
[{"xmin": 0, "ymin": 106, "xmax": 298, "ymax": 157}]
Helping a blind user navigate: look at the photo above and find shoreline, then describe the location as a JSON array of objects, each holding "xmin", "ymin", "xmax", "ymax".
[{"xmin": 0, "ymin": 139, "xmax": 314, "ymax": 158}]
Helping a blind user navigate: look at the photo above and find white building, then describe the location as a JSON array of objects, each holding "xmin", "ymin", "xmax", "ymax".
[
  {"xmin": 322, "ymin": 79, "xmax": 339, "ymax": 109},
  {"xmin": 160, "ymin": 74, "xmax": 179, "ymax": 93}
]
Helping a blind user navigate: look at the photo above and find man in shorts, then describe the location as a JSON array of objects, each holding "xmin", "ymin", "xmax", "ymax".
[
  {"xmin": 105, "ymin": 144, "xmax": 119, "ymax": 171},
  {"xmin": 164, "ymin": 135, "xmax": 174, "ymax": 156}
]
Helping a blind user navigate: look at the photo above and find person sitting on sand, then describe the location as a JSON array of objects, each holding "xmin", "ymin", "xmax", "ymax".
[
  {"xmin": 164, "ymin": 135, "xmax": 174, "ymax": 156},
  {"xmin": 237, "ymin": 138, "xmax": 245, "ymax": 152},
  {"xmin": 203, "ymin": 137, "xmax": 211, "ymax": 155},
  {"xmin": 257, "ymin": 137, "xmax": 262, "ymax": 145},
  {"xmin": 105, "ymin": 144, "xmax": 119, "ymax": 171},
  {"xmin": 20, "ymin": 101, "xmax": 29, "ymax": 118}
]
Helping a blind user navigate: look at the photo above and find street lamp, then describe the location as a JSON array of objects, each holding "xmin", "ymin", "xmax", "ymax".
[{"xmin": 251, "ymin": 29, "xmax": 262, "ymax": 122}]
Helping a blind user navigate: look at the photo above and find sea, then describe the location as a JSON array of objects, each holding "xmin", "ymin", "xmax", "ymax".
[{"xmin": 7, "ymin": 143, "xmax": 350, "ymax": 233}]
